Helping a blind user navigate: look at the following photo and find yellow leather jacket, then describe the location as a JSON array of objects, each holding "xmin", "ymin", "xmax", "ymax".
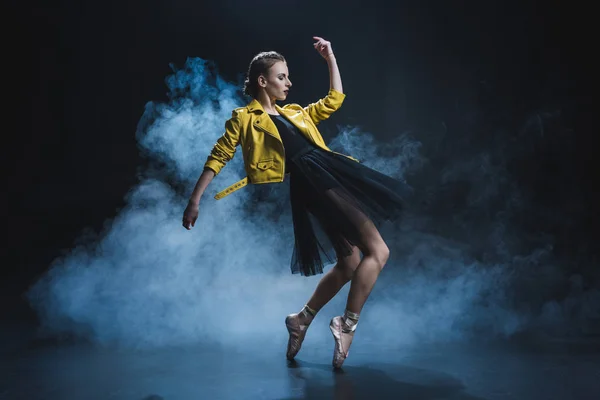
[{"xmin": 204, "ymin": 89, "xmax": 358, "ymax": 199}]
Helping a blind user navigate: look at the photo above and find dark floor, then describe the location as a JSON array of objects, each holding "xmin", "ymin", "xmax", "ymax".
[{"xmin": 2, "ymin": 318, "xmax": 600, "ymax": 400}]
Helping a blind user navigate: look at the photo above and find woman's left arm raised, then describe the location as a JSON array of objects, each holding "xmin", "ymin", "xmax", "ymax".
[
  {"xmin": 303, "ymin": 37, "xmax": 346, "ymax": 124},
  {"xmin": 313, "ymin": 36, "xmax": 343, "ymax": 93}
]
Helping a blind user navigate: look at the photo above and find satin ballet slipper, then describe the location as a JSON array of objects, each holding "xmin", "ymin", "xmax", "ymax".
[
  {"xmin": 285, "ymin": 313, "xmax": 311, "ymax": 360},
  {"xmin": 329, "ymin": 316, "xmax": 355, "ymax": 369}
]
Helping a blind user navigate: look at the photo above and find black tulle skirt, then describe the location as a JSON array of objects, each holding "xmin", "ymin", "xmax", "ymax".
[{"xmin": 288, "ymin": 146, "xmax": 413, "ymax": 276}]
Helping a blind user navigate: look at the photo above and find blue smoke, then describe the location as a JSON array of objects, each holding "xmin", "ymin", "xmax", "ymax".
[{"xmin": 27, "ymin": 57, "xmax": 599, "ymax": 348}]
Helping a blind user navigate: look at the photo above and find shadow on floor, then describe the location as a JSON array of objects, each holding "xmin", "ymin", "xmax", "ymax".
[{"xmin": 283, "ymin": 359, "xmax": 485, "ymax": 400}]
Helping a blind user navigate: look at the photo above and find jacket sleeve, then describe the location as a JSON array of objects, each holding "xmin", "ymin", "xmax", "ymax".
[
  {"xmin": 303, "ymin": 89, "xmax": 346, "ymax": 125},
  {"xmin": 203, "ymin": 111, "xmax": 241, "ymax": 176}
]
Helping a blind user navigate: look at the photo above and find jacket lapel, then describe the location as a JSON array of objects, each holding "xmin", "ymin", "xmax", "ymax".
[
  {"xmin": 247, "ymin": 99, "xmax": 280, "ymax": 141},
  {"xmin": 245, "ymin": 100, "xmax": 310, "ymax": 142}
]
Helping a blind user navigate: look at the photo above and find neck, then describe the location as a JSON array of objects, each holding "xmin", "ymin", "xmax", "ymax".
[{"xmin": 256, "ymin": 92, "xmax": 278, "ymax": 114}]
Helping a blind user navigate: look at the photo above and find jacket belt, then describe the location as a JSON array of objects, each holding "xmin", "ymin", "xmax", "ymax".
[{"xmin": 214, "ymin": 177, "xmax": 248, "ymax": 200}]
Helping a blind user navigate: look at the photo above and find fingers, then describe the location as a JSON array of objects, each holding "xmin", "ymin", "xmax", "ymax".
[
  {"xmin": 182, "ymin": 215, "xmax": 198, "ymax": 229},
  {"xmin": 313, "ymin": 42, "xmax": 326, "ymax": 51},
  {"xmin": 182, "ymin": 216, "xmax": 191, "ymax": 230},
  {"xmin": 313, "ymin": 37, "xmax": 331, "ymax": 55},
  {"xmin": 313, "ymin": 37, "xmax": 327, "ymax": 46}
]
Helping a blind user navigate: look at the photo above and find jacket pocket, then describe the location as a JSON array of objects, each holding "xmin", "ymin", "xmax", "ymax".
[{"xmin": 257, "ymin": 159, "xmax": 275, "ymax": 170}]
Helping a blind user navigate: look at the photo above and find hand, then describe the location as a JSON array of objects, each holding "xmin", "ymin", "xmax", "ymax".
[
  {"xmin": 182, "ymin": 201, "xmax": 199, "ymax": 230},
  {"xmin": 313, "ymin": 36, "xmax": 334, "ymax": 59}
]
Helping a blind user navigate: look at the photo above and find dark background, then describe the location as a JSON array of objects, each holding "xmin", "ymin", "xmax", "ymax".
[{"xmin": 3, "ymin": 0, "xmax": 596, "ymax": 324}]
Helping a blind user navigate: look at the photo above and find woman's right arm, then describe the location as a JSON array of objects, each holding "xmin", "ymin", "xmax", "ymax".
[
  {"xmin": 188, "ymin": 167, "xmax": 216, "ymax": 205},
  {"xmin": 182, "ymin": 168, "xmax": 215, "ymax": 230},
  {"xmin": 183, "ymin": 112, "xmax": 242, "ymax": 230}
]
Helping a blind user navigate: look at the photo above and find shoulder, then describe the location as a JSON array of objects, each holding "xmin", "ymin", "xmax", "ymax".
[
  {"xmin": 228, "ymin": 107, "xmax": 249, "ymax": 124},
  {"xmin": 223, "ymin": 107, "xmax": 248, "ymax": 132},
  {"xmin": 281, "ymin": 103, "xmax": 304, "ymax": 111},
  {"xmin": 231, "ymin": 107, "xmax": 248, "ymax": 117}
]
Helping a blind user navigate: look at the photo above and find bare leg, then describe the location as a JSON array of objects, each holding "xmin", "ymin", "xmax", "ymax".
[
  {"xmin": 345, "ymin": 220, "xmax": 389, "ymax": 314},
  {"xmin": 285, "ymin": 245, "xmax": 361, "ymax": 360},
  {"xmin": 331, "ymin": 220, "xmax": 390, "ymax": 368},
  {"xmin": 314, "ymin": 189, "xmax": 390, "ymax": 315},
  {"xmin": 304, "ymin": 245, "xmax": 361, "ymax": 318}
]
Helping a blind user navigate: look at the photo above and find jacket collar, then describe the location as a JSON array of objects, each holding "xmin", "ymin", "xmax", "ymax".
[
  {"xmin": 246, "ymin": 99, "xmax": 293, "ymax": 117},
  {"xmin": 246, "ymin": 99, "xmax": 265, "ymax": 113}
]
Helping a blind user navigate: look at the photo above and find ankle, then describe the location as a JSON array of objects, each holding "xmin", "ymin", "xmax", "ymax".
[
  {"xmin": 300, "ymin": 304, "xmax": 317, "ymax": 322},
  {"xmin": 342, "ymin": 309, "xmax": 359, "ymax": 333}
]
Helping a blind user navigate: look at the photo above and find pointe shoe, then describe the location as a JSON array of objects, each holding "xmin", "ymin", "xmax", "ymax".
[
  {"xmin": 285, "ymin": 313, "xmax": 311, "ymax": 360},
  {"xmin": 329, "ymin": 316, "xmax": 354, "ymax": 369}
]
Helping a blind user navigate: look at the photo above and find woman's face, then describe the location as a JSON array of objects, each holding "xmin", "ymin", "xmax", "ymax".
[{"xmin": 259, "ymin": 61, "xmax": 292, "ymax": 101}]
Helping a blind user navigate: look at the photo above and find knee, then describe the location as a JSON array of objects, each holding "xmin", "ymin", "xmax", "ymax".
[{"xmin": 372, "ymin": 242, "xmax": 390, "ymax": 269}]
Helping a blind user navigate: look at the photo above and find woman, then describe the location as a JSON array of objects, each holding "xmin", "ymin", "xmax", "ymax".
[{"xmin": 182, "ymin": 37, "xmax": 411, "ymax": 369}]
